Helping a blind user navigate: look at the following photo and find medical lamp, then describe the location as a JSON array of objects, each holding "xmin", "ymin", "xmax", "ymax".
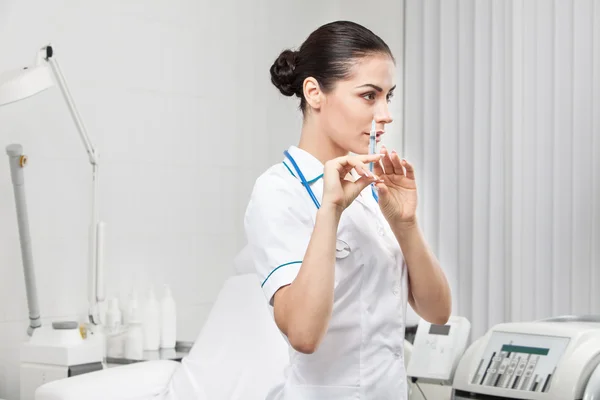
[{"xmin": 1, "ymin": 45, "xmax": 105, "ymax": 332}]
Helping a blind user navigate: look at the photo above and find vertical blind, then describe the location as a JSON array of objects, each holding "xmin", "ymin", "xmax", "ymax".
[{"xmin": 403, "ymin": 0, "xmax": 600, "ymax": 339}]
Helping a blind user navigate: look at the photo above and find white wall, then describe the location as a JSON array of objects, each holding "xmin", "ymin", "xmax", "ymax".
[{"xmin": 0, "ymin": 1, "xmax": 402, "ymax": 398}]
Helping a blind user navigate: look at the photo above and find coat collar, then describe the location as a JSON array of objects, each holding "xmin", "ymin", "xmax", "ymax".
[
  {"xmin": 282, "ymin": 146, "xmax": 324, "ymax": 184},
  {"xmin": 282, "ymin": 146, "xmax": 376, "ymax": 210}
]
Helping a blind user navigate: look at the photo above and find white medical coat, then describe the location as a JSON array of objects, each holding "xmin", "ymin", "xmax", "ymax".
[{"xmin": 244, "ymin": 146, "xmax": 409, "ymax": 400}]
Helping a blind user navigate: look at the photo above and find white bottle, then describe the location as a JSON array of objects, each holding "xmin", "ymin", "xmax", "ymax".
[
  {"xmin": 125, "ymin": 304, "xmax": 144, "ymax": 360},
  {"xmin": 142, "ymin": 286, "xmax": 160, "ymax": 351},
  {"xmin": 105, "ymin": 298, "xmax": 122, "ymax": 334},
  {"xmin": 123, "ymin": 289, "xmax": 138, "ymax": 325},
  {"xmin": 160, "ymin": 285, "xmax": 177, "ymax": 349},
  {"xmin": 98, "ymin": 299, "xmax": 108, "ymax": 326}
]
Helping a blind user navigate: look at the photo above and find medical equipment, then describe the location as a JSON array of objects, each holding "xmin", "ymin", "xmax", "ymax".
[
  {"xmin": 403, "ymin": 316, "xmax": 470, "ymax": 400},
  {"xmin": 407, "ymin": 316, "xmax": 471, "ymax": 385},
  {"xmin": 283, "ymin": 150, "xmax": 379, "ymax": 210},
  {"xmin": 452, "ymin": 317, "xmax": 600, "ymax": 399},
  {"xmin": 21, "ymin": 321, "xmax": 104, "ymax": 400},
  {"xmin": 2, "ymin": 45, "xmax": 107, "ymax": 398},
  {"xmin": 7, "ymin": 145, "xmax": 104, "ymax": 400},
  {"xmin": 0, "ymin": 44, "xmax": 105, "ymax": 326}
]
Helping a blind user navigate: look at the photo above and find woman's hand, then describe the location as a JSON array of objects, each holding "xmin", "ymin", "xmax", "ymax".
[
  {"xmin": 374, "ymin": 146, "xmax": 418, "ymax": 226},
  {"xmin": 322, "ymin": 153, "xmax": 385, "ymax": 212}
]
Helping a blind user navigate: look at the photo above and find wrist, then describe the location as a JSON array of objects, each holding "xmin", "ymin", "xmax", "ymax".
[
  {"xmin": 390, "ymin": 216, "xmax": 419, "ymax": 235},
  {"xmin": 318, "ymin": 202, "xmax": 344, "ymax": 221}
]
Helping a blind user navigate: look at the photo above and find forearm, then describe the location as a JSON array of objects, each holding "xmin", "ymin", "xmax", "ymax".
[
  {"xmin": 390, "ymin": 219, "xmax": 451, "ymax": 325},
  {"xmin": 280, "ymin": 203, "xmax": 342, "ymax": 350}
]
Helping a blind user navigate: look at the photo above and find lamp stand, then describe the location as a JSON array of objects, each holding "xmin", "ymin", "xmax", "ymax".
[{"xmin": 6, "ymin": 144, "xmax": 42, "ymax": 336}]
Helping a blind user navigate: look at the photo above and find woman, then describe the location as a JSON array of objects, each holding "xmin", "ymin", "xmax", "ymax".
[{"xmin": 244, "ymin": 21, "xmax": 452, "ymax": 399}]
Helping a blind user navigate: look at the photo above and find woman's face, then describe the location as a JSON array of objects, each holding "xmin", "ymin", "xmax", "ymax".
[{"xmin": 319, "ymin": 53, "xmax": 396, "ymax": 155}]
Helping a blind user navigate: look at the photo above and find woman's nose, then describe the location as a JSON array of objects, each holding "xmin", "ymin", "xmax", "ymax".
[{"xmin": 375, "ymin": 103, "xmax": 393, "ymax": 125}]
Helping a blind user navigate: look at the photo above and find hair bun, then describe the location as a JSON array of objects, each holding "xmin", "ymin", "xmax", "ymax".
[{"xmin": 270, "ymin": 49, "xmax": 299, "ymax": 97}]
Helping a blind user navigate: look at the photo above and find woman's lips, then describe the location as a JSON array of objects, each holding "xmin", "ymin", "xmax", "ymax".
[{"xmin": 364, "ymin": 131, "xmax": 385, "ymax": 142}]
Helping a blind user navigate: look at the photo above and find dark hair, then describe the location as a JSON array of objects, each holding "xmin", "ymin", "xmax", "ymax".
[{"xmin": 270, "ymin": 21, "xmax": 394, "ymax": 112}]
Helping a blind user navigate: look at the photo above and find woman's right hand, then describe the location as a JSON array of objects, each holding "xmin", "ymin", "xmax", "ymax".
[{"xmin": 321, "ymin": 154, "xmax": 385, "ymax": 212}]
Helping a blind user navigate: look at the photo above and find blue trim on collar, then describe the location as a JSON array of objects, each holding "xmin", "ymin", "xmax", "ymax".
[
  {"xmin": 283, "ymin": 161, "xmax": 295, "ymax": 178},
  {"xmin": 308, "ymin": 174, "xmax": 324, "ymax": 184},
  {"xmin": 282, "ymin": 161, "xmax": 323, "ymax": 184}
]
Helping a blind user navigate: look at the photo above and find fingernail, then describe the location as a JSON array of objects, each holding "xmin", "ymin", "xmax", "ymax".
[
  {"xmin": 379, "ymin": 154, "xmax": 385, "ymax": 157},
  {"xmin": 391, "ymin": 150, "xmax": 397, "ymax": 155}
]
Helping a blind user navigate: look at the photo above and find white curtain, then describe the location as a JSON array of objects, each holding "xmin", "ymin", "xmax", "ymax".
[{"xmin": 403, "ymin": 0, "xmax": 600, "ymax": 340}]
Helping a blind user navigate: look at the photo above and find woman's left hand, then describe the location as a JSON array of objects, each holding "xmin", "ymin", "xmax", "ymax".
[{"xmin": 373, "ymin": 146, "xmax": 418, "ymax": 226}]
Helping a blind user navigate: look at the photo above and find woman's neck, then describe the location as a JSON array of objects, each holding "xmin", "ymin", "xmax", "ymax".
[{"xmin": 297, "ymin": 117, "xmax": 347, "ymax": 165}]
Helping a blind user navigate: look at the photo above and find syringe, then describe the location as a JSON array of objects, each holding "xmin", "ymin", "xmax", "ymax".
[
  {"xmin": 369, "ymin": 119, "xmax": 379, "ymax": 202},
  {"xmin": 369, "ymin": 119, "xmax": 377, "ymax": 172}
]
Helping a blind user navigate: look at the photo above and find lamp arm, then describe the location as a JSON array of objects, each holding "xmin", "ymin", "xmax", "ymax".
[
  {"xmin": 41, "ymin": 46, "xmax": 105, "ymax": 324},
  {"xmin": 44, "ymin": 47, "xmax": 97, "ymax": 165}
]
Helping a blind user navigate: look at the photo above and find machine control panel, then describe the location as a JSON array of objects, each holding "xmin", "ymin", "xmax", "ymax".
[{"xmin": 471, "ymin": 331, "xmax": 570, "ymax": 393}]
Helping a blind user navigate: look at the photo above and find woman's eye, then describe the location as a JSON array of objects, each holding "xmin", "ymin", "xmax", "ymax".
[
  {"xmin": 387, "ymin": 93, "xmax": 394, "ymax": 103},
  {"xmin": 362, "ymin": 93, "xmax": 376, "ymax": 101}
]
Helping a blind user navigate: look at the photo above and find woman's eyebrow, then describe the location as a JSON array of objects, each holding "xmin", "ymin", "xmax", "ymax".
[{"xmin": 356, "ymin": 84, "xmax": 397, "ymax": 92}]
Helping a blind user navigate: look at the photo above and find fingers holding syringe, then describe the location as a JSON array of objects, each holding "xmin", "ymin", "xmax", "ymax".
[
  {"xmin": 329, "ymin": 154, "xmax": 385, "ymax": 180},
  {"xmin": 378, "ymin": 146, "xmax": 398, "ymax": 175}
]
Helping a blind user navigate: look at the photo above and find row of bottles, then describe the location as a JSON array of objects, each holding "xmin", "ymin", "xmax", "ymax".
[{"xmin": 104, "ymin": 284, "xmax": 176, "ymax": 359}]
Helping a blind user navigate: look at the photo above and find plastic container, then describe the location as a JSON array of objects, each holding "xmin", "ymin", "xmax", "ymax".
[
  {"xmin": 160, "ymin": 285, "xmax": 177, "ymax": 349},
  {"xmin": 105, "ymin": 298, "xmax": 122, "ymax": 334},
  {"xmin": 123, "ymin": 289, "xmax": 138, "ymax": 325},
  {"xmin": 124, "ymin": 304, "xmax": 144, "ymax": 360},
  {"xmin": 106, "ymin": 330, "xmax": 126, "ymax": 358},
  {"xmin": 142, "ymin": 286, "xmax": 160, "ymax": 351}
]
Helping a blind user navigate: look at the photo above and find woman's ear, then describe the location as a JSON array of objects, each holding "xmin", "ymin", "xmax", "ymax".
[{"xmin": 303, "ymin": 77, "xmax": 322, "ymax": 110}]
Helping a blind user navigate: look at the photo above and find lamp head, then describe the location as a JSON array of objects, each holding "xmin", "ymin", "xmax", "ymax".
[{"xmin": 0, "ymin": 48, "xmax": 55, "ymax": 106}]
